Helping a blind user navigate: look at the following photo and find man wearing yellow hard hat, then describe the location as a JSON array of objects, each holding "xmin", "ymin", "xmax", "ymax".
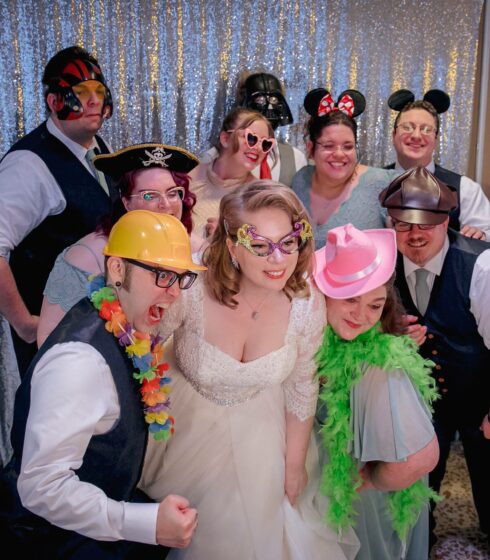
[{"xmin": 2, "ymin": 210, "xmax": 205, "ymax": 558}]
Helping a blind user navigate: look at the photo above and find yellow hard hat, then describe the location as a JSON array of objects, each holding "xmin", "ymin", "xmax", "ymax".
[{"xmin": 104, "ymin": 210, "xmax": 206, "ymax": 271}]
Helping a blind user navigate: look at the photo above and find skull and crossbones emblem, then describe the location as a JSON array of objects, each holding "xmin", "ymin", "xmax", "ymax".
[{"xmin": 142, "ymin": 147, "xmax": 172, "ymax": 167}]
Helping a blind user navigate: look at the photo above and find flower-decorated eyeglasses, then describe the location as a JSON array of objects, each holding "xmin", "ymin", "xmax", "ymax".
[{"xmin": 233, "ymin": 219, "xmax": 313, "ymax": 257}]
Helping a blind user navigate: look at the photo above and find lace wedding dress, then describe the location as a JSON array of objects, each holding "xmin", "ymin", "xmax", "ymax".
[{"xmin": 141, "ymin": 279, "xmax": 359, "ymax": 559}]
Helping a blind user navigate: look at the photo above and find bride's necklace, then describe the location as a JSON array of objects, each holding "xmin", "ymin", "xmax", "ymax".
[{"xmin": 239, "ymin": 291, "xmax": 270, "ymax": 320}]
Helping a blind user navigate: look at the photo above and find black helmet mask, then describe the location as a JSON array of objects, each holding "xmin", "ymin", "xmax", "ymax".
[
  {"xmin": 243, "ymin": 73, "xmax": 293, "ymax": 130},
  {"xmin": 47, "ymin": 57, "xmax": 113, "ymax": 121}
]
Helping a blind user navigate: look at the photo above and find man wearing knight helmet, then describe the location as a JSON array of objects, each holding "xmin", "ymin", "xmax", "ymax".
[{"xmin": 0, "ymin": 45, "xmax": 118, "ymax": 375}]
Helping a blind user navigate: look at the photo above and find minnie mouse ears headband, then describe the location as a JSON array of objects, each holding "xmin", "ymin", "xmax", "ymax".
[
  {"xmin": 304, "ymin": 88, "xmax": 366, "ymax": 119},
  {"xmin": 388, "ymin": 89, "xmax": 450, "ymax": 114}
]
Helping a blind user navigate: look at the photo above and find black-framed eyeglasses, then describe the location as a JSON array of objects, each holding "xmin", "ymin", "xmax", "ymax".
[
  {"xmin": 125, "ymin": 258, "xmax": 197, "ymax": 289},
  {"xmin": 392, "ymin": 220, "xmax": 437, "ymax": 232}
]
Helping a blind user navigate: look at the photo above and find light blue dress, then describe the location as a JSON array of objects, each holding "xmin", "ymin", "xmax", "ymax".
[
  {"xmin": 291, "ymin": 166, "xmax": 399, "ymax": 248},
  {"xmin": 317, "ymin": 364, "xmax": 435, "ymax": 560},
  {"xmin": 44, "ymin": 244, "xmax": 103, "ymax": 311}
]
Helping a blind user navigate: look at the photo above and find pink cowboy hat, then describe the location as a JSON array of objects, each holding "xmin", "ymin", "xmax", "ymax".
[{"xmin": 314, "ymin": 224, "xmax": 397, "ymax": 299}]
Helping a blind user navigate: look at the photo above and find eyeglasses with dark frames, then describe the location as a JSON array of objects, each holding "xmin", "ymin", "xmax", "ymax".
[
  {"xmin": 125, "ymin": 258, "xmax": 197, "ymax": 289},
  {"xmin": 392, "ymin": 220, "xmax": 437, "ymax": 232}
]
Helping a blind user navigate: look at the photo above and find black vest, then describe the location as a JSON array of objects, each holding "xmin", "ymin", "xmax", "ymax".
[
  {"xmin": 384, "ymin": 162, "xmax": 462, "ymax": 231},
  {"xmin": 4, "ymin": 122, "xmax": 117, "ymax": 314},
  {"xmin": 395, "ymin": 230, "xmax": 490, "ymax": 425},
  {"xmin": 11, "ymin": 298, "xmax": 148, "ymax": 502}
]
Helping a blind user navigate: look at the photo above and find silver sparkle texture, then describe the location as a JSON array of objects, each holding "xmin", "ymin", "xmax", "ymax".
[{"xmin": 0, "ymin": 0, "xmax": 483, "ymax": 174}]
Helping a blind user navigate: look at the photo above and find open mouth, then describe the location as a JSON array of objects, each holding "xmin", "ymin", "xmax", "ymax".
[
  {"xmin": 327, "ymin": 161, "xmax": 348, "ymax": 171},
  {"xmin": 407, "ymin": 239, "xmax": 427, "ymax": 248},
  {"xmin": 148, "ymin": 303, "xmax": 169, "ymax": 324},
  {"xmin": 245, "ymin": 151, "xmax": 259, "ymax": 163},
  {"xmin": 264, "ymin": 270, "xmax": 286, "ymax": 279}
]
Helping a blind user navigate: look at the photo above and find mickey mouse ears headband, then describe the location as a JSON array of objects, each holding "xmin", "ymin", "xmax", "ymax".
[
  {"xmin": 388, "ymin": 89, "xmax": 450, "ymax": 114},
  {"xmin": 304, "ymin": 88, "xmax": 366, "ymax": 119}
]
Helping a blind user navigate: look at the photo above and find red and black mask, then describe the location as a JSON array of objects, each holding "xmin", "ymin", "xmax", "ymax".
[
  {"xmin": 48, "ymin": 57, "xmax": 113, "ymax": 121},
  {"xmin": 243, "ymin": 73, "xmax": 293, "ymax": 130}
]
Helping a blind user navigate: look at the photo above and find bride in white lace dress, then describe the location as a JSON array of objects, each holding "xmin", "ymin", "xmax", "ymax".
[{"xmin": 141, "ymin": 182, "xmax": 359, "ymax": 559}]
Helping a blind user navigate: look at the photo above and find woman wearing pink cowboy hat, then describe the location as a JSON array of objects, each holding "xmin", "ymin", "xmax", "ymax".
[{"xmin": 313, "ymin": 223, "xmax": 440, "ymax": 560}]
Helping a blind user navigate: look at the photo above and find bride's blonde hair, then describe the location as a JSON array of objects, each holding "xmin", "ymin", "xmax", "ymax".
[{"xmin": 203, "ymin": 180, "xmax": 314, "ymax": 308}]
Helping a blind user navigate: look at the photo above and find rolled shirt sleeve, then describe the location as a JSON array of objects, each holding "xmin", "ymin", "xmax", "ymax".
[
  {"xmin": 18, "ymin": 341, "xmax": 158, "ymax": 544},
  {"xmin": 0, "ymin": 150, "xmax": 66, "ymax": 257},
  {"xmin": 459, "ymin": 176, "xmax": 490, "ymax": 238}
]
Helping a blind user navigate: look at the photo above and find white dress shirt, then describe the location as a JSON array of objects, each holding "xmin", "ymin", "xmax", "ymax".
[
  {"xmin": 18, "ymin": 341, "xmax": 159, "ymax": 544},
  {"xmin": 0, "ymin": 117, "xmax": 107, "ymax": 258},
  {"xmin": 395, "ymin": 159, "xmax": 490, "ymax": 238},
  {"xmin": 403, "ymin": 236, "xmax": 490, "ymax": 349}
]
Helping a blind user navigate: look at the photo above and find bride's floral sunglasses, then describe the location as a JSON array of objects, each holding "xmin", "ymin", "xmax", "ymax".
[
  {"xmin": 233, "ymin": 220, "xmax": 313, "ymax": 256},
  {"xmin": 227, "ymin": 128, "xmax": 276, "ymax": 154}
]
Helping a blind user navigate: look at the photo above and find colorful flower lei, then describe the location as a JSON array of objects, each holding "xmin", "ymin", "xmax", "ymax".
[
  {"xmin": 316, "ymin": 324, "xmax": 441, "ymax": 542},
  {"xmin": 88, "ymin": 275, "xmax": 174, "ymax": 441}
]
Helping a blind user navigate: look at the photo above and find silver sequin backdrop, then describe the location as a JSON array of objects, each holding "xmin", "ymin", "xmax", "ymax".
[{"xmin": 0, "ymin": 0, "xmax": 483, "ymax": 174}]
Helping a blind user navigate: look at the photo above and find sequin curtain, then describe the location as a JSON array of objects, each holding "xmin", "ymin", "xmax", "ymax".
[{"xmin": 0, "ymin": 0, "xmax": 483, "ymax": 174}]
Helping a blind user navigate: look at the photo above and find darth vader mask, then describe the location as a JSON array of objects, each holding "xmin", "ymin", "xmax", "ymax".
[{"xmin": 243, "ymin": 73, "xmax": 293, "ymax": 129}]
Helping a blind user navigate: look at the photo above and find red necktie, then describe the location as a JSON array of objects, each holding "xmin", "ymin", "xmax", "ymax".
[{"xmin": 260, "ymin": 158, "xmax": 272, "ymax": 180}]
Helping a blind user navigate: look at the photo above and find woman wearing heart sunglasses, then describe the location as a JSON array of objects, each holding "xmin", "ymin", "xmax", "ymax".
[
  {"xmin": 141, "ymin": 181, "xmax": 359, "ymax": 560},
  {"xmin": 190, "ymin": 107, "xmax": 276, "ymax": 239},
  {"xmin": 292, "ymin": 88, "xmax": 399, "ymax": 249}
]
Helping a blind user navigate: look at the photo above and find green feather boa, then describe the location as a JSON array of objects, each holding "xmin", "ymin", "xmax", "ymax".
[{"xmin": 316, "ymin": 324, "xmax": 441, "ymax": 542}]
